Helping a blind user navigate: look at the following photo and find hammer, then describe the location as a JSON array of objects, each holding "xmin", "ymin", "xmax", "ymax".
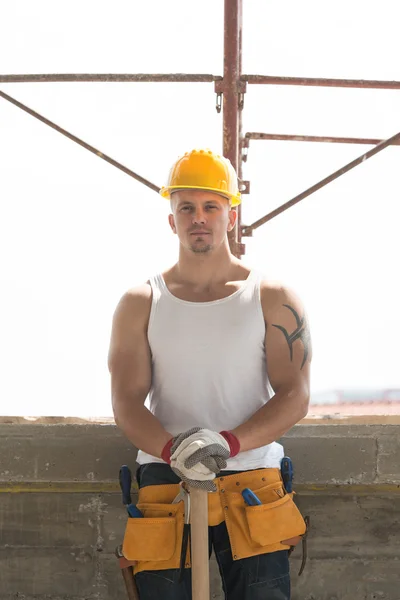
[
  {"xmin": 117, "ymin": 465, "xmax": 140, "ymax": 600},
  {"xmin": 189, "ymin": 487, "xmax": 210, "ymax": 600}
]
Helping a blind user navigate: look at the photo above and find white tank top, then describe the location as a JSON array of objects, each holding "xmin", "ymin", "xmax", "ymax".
[{"xmin": 136, "ymin": 269, "xmax": 284, "ymax": 470}]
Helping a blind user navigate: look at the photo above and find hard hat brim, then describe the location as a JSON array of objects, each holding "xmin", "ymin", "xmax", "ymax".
[{"xmin": 160, "ymin": 185, "xmax": 241, "ymax": 207}]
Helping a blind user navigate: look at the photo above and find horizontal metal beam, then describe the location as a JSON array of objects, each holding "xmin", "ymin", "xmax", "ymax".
[
  {"xmin": 1, "ymin": 73, "xmax": 399, "ymax": 90},
  {"xmin": 244, "ymin": 132, "xmax": 400, "ymax": 146},
  {"xmin": 0, "ymin": 89, "xmax": 160, "ymax": 193},
  {"xmin": 242, "ymin": 74, "xmax": 400, "ymax": 90},
  {"xmin": 0, "ymin": 73, "xmax": 221, "ymax": 83},
  {"xmin": 241, "ymin": 131, "xmax": 400, "ymax": 235}
]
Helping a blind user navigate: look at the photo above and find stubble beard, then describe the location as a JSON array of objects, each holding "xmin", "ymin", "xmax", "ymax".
[
  {"xmin": 189, "ymin": 233, "xmax": 213, "ymax": 254},
  {"xmin": 191, "ymin": 244, "xmax": 212, "ymax": 254},
  {"xmin": 190, "ymin": 243, "xmax": 213, "ymax": 254}
]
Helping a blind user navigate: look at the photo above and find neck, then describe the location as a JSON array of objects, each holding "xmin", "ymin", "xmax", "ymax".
[{"xmin": 174, "ymin": 240, "xmax": 241, "ymax": 287}]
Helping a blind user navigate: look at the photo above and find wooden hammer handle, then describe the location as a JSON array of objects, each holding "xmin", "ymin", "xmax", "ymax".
[
  {"xmin": 189, "ymin": 487, "xmax": 210, "ymax": 600},
  {"xmin": 121, "ymin": 566, "xmax": 140, "ymax": 600}
]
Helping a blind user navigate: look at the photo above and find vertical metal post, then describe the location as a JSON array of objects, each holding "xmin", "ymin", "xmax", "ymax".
[
  {"xmin": 223, "ymin": 0, "xmax": 243, "ymax": 258},
  {"xmin": 237, "ymin": 0, "xmax": 244, "ymax": 257}
]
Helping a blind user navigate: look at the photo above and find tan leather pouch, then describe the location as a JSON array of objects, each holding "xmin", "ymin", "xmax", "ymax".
[
  {"xmin": 222, "ymin": 474, "xmax": 306, "ymax": 560},
  {"xmin": 122, "ymin": 490, "xmax": 191, "ymax": 575}
]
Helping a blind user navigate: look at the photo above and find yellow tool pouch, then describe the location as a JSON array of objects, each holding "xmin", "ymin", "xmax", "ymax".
[
  {"xmin": 217, "ymin": 468, "xmax": 307, "ymax": 561},
  {"xmin": 245, "ymin": 493, "xmax": 304, "ymax": 547},
  {"xmin": 122, "ymin": 483, "xmax": 190, "ymax": 574},
  {"xmin": 122, "ymin": 468, "xmax": 307, "ymax": 574}
]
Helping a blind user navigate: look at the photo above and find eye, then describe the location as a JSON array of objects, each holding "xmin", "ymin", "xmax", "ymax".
[{"xmin": 180, "ymin": 205, "xmax": 193, "ymax": 212}]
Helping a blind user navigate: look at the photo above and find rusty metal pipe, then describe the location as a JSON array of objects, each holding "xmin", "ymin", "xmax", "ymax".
[
  {"xmin": 241, "ymin": 131, "xmax": 400, "ymax": 234},
  {"xmin": 223, "ymin": 0, "xmax": 241, "ymax": 257},
  {"xmin": 0, "ymin": 73, "xmax": 221, "ymax": 83},
  {"xmin": 242, "ymin": 75, "xmax": 400, "ymax": 90},
  {"xmin": 0, "ymin": 89, "xmax": 160, "ymax": 193},
  {"xmin": 245, "ymin": 132, "xmax": 400, "ymax": 146},
  {"xmin": 236, "ymin": 0, "xmax": 244, "ymax": 257},
  {"xmin": 2, "ymin": 74, "xmax": 399, "ymax": 90}
]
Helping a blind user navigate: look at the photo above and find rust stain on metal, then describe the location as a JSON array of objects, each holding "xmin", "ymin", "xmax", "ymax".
[
  {"xmin": 0, "ymin": 73, "xmax": 221, "ymax": 83},
  {"xmin": 223, "ymin": 0, "xmax": 242, "ymax": 258},
  {"xmin": 1, "ymin": 73, "xmax": 399, "ymax": 90}
]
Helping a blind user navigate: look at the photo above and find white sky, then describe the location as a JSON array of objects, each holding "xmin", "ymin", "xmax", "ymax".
[{"xmin": 1, "ymin": 0, "xmax": 399, "ymax": 416}]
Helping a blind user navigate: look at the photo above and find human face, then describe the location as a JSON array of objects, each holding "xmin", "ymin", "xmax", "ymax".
[{"xmin": 168, "ymin": 190, "xmax": 237, "ymax": 254}]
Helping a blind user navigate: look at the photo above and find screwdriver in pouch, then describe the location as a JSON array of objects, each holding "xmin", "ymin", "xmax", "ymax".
[
  {"xmin": 119, "ymin": 465, "xmax": 143, "ymax": 518},
  {"xmin": 281, "ymin": 456, "xmax": 293, "ymax": 493},
  {"xmin": 242, "ymin": 488, "xmax": 262, "ymax": 506}
]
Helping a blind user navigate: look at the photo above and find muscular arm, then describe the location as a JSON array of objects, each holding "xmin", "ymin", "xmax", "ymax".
[
  {"xmin": 231, "ymin": 283, "xmax": 312, "ymax": 452},
  {"xmin": 108, "ymin": 286, "xmax": 173, "ymax": 458}
]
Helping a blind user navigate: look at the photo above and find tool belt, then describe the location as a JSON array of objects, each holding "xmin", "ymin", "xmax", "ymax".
[{"xmin": 122, "ymin": 467, "xmax": 308, "ymax": 575}]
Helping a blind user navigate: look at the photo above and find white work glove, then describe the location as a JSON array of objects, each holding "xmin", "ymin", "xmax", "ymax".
[{"xmin": 167, "ymin": 427, "xmax": 230, "ymax": 492}]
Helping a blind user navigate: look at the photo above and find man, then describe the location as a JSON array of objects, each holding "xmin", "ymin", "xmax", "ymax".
[{"xmin": 108, "ymin": 149, "xmax": 311, "ymax": 599}]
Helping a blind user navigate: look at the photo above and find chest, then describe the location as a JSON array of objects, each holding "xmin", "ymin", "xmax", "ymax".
[
  {"xmin": 165, "ymin": 282, "xmax": 245, "ymax": 303},
  {"xmin": 149, "ymin": 300, "xmax": 266, "ymax": 365}
]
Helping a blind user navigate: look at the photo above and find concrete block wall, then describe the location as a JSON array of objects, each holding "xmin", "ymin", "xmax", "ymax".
[{"xmin": 0, "ymin": 423, "xmax": 399, "ymax": 600}]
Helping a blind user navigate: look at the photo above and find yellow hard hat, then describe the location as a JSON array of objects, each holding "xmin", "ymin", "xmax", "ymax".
[{"xmin": 160, "ymin": 149, "xmax": 242, "ymax": 206}]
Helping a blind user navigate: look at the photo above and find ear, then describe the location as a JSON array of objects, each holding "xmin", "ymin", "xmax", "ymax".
[
  {"xmin": 227, "ymin": 208, "xmax": 238, "ymax": 232},
  {"xmin": 168, "ymin": 213, "xmax": 177, "ymax": 234}
]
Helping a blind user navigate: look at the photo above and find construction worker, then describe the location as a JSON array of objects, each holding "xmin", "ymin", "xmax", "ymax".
[{"xmin": 108, "ymin": 149, "xmax": 311, "ymax": 599}]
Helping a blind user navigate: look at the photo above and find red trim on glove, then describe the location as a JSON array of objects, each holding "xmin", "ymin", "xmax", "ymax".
[
  {"xmin": 161, "ymin": 438, "xmax": 174, "ymax": 464},
  {"xmin": 220, "ymin": 431, "xmax": 241, "ymax": 457}
]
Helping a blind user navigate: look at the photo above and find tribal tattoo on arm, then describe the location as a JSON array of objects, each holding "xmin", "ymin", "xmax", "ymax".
[{"xmin": 272, "ymin": 304, "xmax": 311, "ymax": 370}]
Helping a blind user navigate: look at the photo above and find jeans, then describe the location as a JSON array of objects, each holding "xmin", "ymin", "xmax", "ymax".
[{"xmin": 134, "ymin": 463, "xmax": 290, "ymax": 600}]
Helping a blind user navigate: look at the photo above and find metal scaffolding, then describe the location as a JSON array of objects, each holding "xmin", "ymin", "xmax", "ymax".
[{"xmin": 1, "ymin": 0, "xmax": 400, "ymax": 258}]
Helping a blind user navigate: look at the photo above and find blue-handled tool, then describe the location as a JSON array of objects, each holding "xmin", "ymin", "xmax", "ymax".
[
  {"xmin": 281, "ymin": 456, "xmax": 294, "ymax": 493},
  {"xmin": 242, "ymin": 488, "xmax": 262, "ymax": 506},
  {"xmin": 119, "ymin": 465, "xmax": 143, "ymax": 518},
  {"xmin": 127, "ymin": 504, "xmax": 144, "ymax": 518},
  {"xmin": 119, "ymin": 465, "xmax": 132, "ymax": 505}
]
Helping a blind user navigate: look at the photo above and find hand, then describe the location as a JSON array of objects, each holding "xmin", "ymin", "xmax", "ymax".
[
  {"xmin": 161, "ymin": 427, "xmax": 241, "ymax": 491},
  {"xmin": 171, "ymin": 427, "xmax": 228, "ymax": 492},
  {"xmin": 171, "ymin": 427, "xmax": 230, "ymax": 477}
]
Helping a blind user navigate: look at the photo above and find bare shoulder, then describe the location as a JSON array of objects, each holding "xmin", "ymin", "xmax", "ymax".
[
  {"xmin": 123, "ymin": 281, "xmax": 152, "ymax": 303},
  {"xmin": 108, "ymin": 283, "xmax": 152, "ymax": 390},
  {"xmin": 108, "ymin": 282, "xmax": 153, "ymax": 373},
  {"xmin": 113, "ymin": 282, "xmax": 152, "ymax": 322},
  {"xmin": 259, "ymin": 278, "xmax": 306, "ymax": 324}
]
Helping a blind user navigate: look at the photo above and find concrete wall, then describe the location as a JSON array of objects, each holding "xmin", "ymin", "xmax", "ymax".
[{"xmin": 0, "ymin": 423, "xmax": 399, "ymax": 600}]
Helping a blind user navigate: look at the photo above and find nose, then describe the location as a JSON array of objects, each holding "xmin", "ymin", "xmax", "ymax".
[{"xmin": 192, "ymin": 207, "xmax": 207, "ymax": 224}]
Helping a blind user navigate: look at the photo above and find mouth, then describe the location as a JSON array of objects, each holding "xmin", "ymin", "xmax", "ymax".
[{"xmin": 190, "ymin": 231, "xmax": 210, "ymax": 235}]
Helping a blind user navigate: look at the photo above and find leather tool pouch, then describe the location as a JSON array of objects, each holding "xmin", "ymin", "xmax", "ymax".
[
  {"xmin": 121, "ymin": 470, "xmax": 309, "ymax": 575},
  {"xmin": 223, "ymin": 478, "xmax": 307, "ymax": 561},
  {"xmin": 122, "ymin": 495, "xmax": 190, "ymax": 574}
]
